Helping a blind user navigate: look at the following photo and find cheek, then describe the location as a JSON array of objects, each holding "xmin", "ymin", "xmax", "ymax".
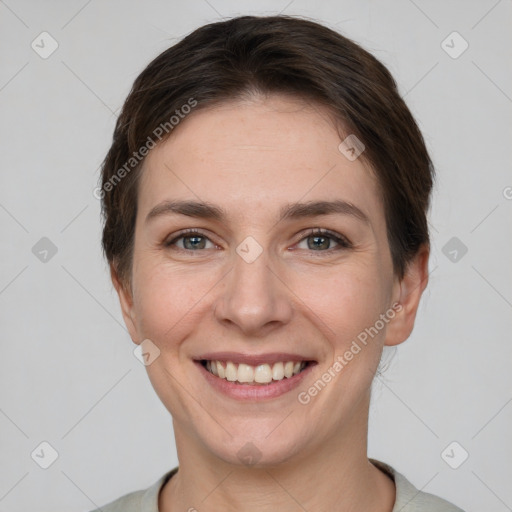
[
  {"xmin": 294, "ymin": 264, "xmax": 389, "ymax": 340},
  {"xmin": 132, "ymin": 258, "xmax": 224, "ymax": 359},
  {"xmin": 132, "ymin": 264, "xmax": 196, "ymax": 346},
  {"xmin": 295, "ymin": 264, "xmax": 393, "ymax": 389}
]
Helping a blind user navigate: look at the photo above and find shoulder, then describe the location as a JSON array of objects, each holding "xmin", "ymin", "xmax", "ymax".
[
  {"xmin": 89, "ymin": 489, "xmax": 144, "ymax": 512},
  {"xmin": 88, "ymin": 468, "xmax": 178, "ymax": 512},
  {"xmin": 370, "ymin": 459, "xmax": 466, "ymax": 512}
]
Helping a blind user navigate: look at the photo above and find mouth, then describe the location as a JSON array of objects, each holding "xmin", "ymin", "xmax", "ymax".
[
  {"xmin": 194, "ymin": 354, "xmax": 317, "ymax": 401},
  {"xmin": 200, "ymin": 359, "xmax": 312, "ymax": 385}
]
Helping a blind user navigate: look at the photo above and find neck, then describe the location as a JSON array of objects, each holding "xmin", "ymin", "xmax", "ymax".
[{"xmin": 159, "ymin": 397, "xmax": 395, "ymax": 512}]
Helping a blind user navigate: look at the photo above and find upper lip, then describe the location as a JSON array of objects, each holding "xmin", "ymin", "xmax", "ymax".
[{"xmin": 195, "ymin": 352, "xmax": 316, "ymax": 366}]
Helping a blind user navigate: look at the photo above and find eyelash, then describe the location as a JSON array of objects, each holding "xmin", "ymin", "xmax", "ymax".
[{"xmin": 164, "ymin": 228, "xmax": 352, "ymax": 254}]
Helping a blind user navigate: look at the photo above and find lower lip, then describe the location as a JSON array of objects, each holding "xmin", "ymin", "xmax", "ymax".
[{"xmin": 195, "ymin": 361, "xmax": 315, "ymax": 401}]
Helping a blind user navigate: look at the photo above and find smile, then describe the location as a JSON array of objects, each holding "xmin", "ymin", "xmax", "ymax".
[
  {"xmin": 195, "ymin": 354, "xmax": 316, "ymax": 401},
  {"xmin": 202, "ymin": 360, "xmax": 309, "ymax": 385}
]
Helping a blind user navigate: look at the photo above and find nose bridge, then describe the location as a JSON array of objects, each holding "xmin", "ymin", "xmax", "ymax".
[{"xmin": 214, "ymin": 240, "xmax": 292, "ymax": 334}]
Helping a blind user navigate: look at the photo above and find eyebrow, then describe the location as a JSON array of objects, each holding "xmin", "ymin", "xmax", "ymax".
[{"xmin": 145, "ymin": 199, "xmax": 370, "ymax": 225}]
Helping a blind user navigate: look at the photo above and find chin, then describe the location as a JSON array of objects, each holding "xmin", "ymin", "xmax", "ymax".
[{"xmin": 212, "ymin": 438, "xmax": 303, "ymax": 468}]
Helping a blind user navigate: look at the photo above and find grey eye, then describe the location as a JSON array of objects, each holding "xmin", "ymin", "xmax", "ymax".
[
  {"xmin": 166, "ymin": 232, "xmax": 216, "ymax": 250},
  {"xmin": 307, "ymin": 234, "xmax": 332, "ymax": 250}
]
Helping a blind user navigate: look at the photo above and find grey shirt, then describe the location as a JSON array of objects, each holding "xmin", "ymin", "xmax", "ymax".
[{"xmin": 90, "ymin": 459, "xmax": 465, "ymax": 511}]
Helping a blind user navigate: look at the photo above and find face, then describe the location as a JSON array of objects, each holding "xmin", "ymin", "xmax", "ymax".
[{"xmin": 114, "ymin": 94, "xmax": 425, "ymax": 467}]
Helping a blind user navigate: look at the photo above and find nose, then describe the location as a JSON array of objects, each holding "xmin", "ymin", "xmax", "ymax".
[{"xmin": 213, "ymin": 246, "xmax": 293, "ymax": 337}]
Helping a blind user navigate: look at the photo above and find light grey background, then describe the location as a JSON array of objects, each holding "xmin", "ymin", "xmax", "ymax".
[{"xmin": 1, "ymin": 0, "xmax": 511, "ymax": 510}]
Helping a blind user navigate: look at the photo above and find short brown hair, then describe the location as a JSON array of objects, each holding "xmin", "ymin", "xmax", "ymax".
[{"xmin": 99, "ymin": 15, "xmax": 434, "ymax": 290}]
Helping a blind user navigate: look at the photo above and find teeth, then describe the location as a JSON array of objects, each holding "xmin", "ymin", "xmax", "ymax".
[
  {"xmin": 272, "ymin": 361, "xmax": 284, "ymax": 380},
  {"xmin": 225, "ymin": 361, "xmax": 237, "ymax": 382},
  {"xmin": 204, "ymin": 360, "xmax": 307, "ymax": 384},
  {"xmin": 237, "ymin": 363, "xmax": 254, "ymax": 383},
  {"xmin": 254, "ymin": 364, "xmax": 272, "ymax": 383}
]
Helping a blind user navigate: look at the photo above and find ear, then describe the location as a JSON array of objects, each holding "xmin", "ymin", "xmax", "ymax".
[
  {"xmin": 384, "ymin": 244, "xmax": 430, "ymax": 347},
  {"xmin": 110, "ymin": 262, "xmax": 140, "ymax": 344}
]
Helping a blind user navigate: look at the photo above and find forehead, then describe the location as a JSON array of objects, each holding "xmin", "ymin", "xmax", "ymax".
[{"xmin": 138, "ymin": 95, "xmax": 383, "ymax": 227}]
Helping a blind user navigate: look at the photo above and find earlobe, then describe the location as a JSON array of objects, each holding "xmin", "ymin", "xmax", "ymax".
[
  {"xmin": 110, "ymin": 262, "xmax": 140, "ymax": 344},
  {"xmin": 384, "ymin": 245, "xmax": 430, "ymax": 347}
]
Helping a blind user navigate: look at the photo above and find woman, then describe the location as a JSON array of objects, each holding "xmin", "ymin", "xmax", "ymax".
[{"xmin": 93, "ymin": 15, "xmax": 465, "ymax": 512}]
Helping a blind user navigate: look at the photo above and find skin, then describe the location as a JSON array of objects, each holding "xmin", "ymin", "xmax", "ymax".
[{"xmin": 112, "ymin": 93, "xmax": 429, "ymax": 512}]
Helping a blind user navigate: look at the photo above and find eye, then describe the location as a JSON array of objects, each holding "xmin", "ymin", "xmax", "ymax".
[
  {"xmin": 164, "ymin": 229, "xmax": 217, "ymax": 251},
  {"xmin": 295, "ymin": 228, "xmax": 352, "ymax": 252},
  {"xmin": 164, "ymin": 228, "xmax": 352, "ymax": 253}
]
